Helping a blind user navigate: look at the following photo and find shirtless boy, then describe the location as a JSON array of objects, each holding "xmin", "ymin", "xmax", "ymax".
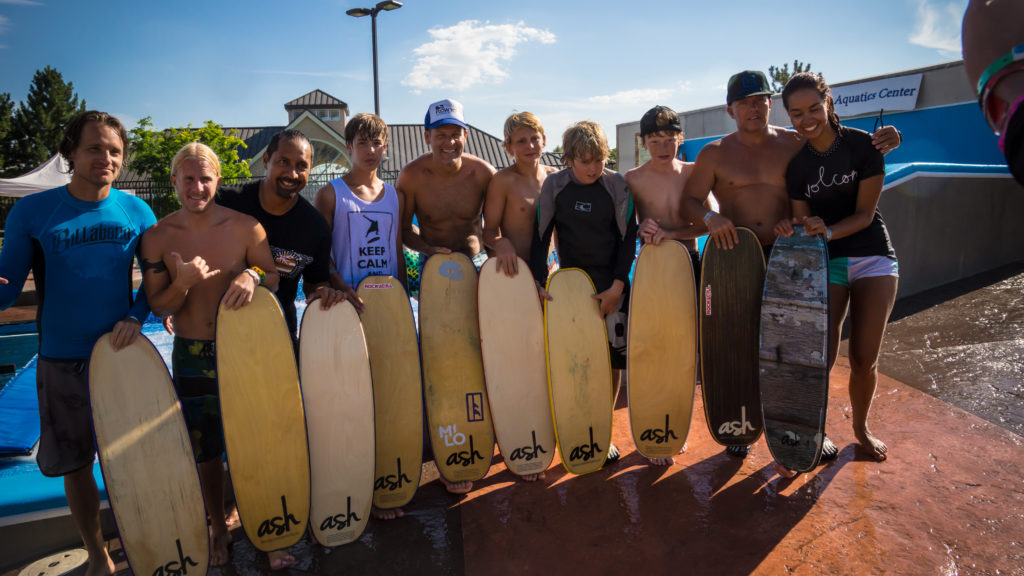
[
  {"xmin": 398, "ymin": 98, "xmax": 496, "ymax": 267},
  {"xmin": 624, "ymin": 105, "xmax": 705, "ymax": 466},
  {"xmin": 140, "ymin": 143, "xmax": 279, "ymax": 566},
  {"xmin": 681, "ymin": 70, "xmax": 901, "ymax": 459},
  {"xmin": 482, "ymin": 111, "xmax": 558, "ymax": 278}
]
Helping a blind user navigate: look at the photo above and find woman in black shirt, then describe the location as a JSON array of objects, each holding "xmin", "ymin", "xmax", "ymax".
[{"xmin": 774, "ymin": 73, "xmax": 897, "ymax": 466}]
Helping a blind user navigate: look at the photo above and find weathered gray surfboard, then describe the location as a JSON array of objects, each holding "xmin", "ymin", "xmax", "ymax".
[{"xmin": 759, "ymin": 229, "xmax": 830, "ymax": 472}]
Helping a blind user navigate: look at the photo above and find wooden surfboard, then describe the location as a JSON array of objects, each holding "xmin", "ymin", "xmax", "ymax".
[
  {"xmin": 89, "ymin": 333, "xmax": 208, "ymax": 576},
  {"xmin": 759, "ymin": 230, "xmax": 830, "ymax": 472},
  {"xmin": 627, "ymin": 241, "xmax": 697, "ymax": 459},
  {"xmin": 419, "ymin": 253, "xmax": 494, "ymax": 483},
  {"xmin": 544, "ymin": 268, "xmax": 614, "ymax": 475},
  {"xmin": 357, "ymin": 275, "xmax": 422, "ymax": 509},
  {"xmin": 700, "ymin": 227, "xmax": 765, "ymax": 447},
  {"xmin": 299, "ymin": 301, "xmax": 374, "ymax": 546},
  {"xmin": 216, "ymin": 286, "xmax": 309, "ymax": 552},
  {"xmin": 477, "ymin": 257, "xmax": 556, "ymax": 477}
]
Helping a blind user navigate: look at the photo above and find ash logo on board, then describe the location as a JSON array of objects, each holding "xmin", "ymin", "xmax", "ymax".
[
  {"xmin": 320, "ymin": 496, "xmax": 361, "ymax": 532},
  {"xmin": 509, "ymin": 430, "xmax": 547, "ymax": 462},
  {"xmin": 640, "ymin": 414, "xmax": 678, "ymax": 445},
  {"xmin": 439, "ymin": 260, "xmax": 463, "ymax": 281},
  {"xmin": 718, "ymin": 406, "xmax": 755, "ymax": 437},
  {"xmin": 446, "ymin": 435, "xmax": 485, "ymax": 467},
  {"xmin": 466, "ymin": 393, "xmax": 485, "ymax": 422},
  {"xmin": 568, "ymin": 427, "xmax": 603, "ymax": 462},
  {"xmin": 151, "ymin": 538, "xmax": 198, "ymax": 576},
  {"xmin": 257, "ymin": 495, "xmax": 302, "ymax": 538},
  {"xmin": 781, "ymin": 431, "xmax": 801, "ymax": 446},
  {"xmin": 375, "ymin": 457, "xmax": 413, "ymax": 491}
]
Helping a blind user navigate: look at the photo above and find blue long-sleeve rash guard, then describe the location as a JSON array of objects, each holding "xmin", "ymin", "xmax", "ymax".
[{"xmin": 0, "ymin": 186, "xmax": 156, "ymax": 359}]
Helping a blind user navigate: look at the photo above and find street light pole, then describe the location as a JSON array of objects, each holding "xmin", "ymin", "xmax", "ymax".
[{"xmin": 347, "ymin": 1, "xmax": 403, "ymax": 117}]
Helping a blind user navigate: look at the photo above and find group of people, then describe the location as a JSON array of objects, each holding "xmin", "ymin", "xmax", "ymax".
[{"xmin": 14, "ymin": 58, "xmax": 1007, "ymax": 572}]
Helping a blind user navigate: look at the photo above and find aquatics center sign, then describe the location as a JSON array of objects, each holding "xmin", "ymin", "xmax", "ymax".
[{"xmin": 831, "ymin": 74, "xmax": 922, "ymax": 117}]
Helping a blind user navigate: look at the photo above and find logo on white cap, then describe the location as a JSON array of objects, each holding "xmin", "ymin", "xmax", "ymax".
[{"xmin": 425, "ymin": 98, "xmax": 467, "ymax": 130}]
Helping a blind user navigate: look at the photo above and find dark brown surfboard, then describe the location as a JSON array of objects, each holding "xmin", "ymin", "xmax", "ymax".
[
  {"xmin": 700, "ymin": 227, "xmax": 765, "ymax": 447},
  {"xmin": 759, "ymin": 230, "xmax": 830, "ymax": 472}
]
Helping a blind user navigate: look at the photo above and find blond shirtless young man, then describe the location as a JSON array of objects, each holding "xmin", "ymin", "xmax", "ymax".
[
  {"xmin": 482, "ymin": 112, "xmax": 557, "ymax": 279},
  {"xmin": 624, "ymin": 105, "xmax": 706, "ymax": 466},
  {"xmin": 140, "ymin": 143, "xmax": 279, "ymax": 566},
  {"xmin": 397, "ymin": 99, "xmax": 496, "ymax": 495},
  {"xmin": 682, "ymin": 70, "xmax": 901, "ymax": 459}
]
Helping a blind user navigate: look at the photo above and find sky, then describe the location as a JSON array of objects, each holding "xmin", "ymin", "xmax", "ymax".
[{"xmin": 0, "ymin": 0, "xmax": 968, "ymax": 151}]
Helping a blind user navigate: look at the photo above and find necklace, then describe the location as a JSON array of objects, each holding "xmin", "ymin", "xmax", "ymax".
[{"xmin": 807, "ymin": 130, "xmax": 841, "ymax": 158}]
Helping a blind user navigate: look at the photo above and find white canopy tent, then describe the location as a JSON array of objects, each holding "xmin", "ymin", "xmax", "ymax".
[{"xmin": 0, "ymin": 155, "xmax": 72, "ymax": 197}]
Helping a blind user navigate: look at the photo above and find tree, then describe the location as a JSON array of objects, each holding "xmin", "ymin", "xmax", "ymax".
[
  {"xmin": 606, "ymin": 147, "xmax": 618, "ymax": 171},
  {"xmin": 0, "ymin": 93, "xmax": 14, "ymax": 176},
  {"xmin": 767, "ymin": 60, "xmax": 816, "ymax": 93},
  {"xmin": 7, "ymin": 66, "xmax": 86, "ymax": 175},
  {"xmin": 127, "ymin": 117, "xmax": 250, "ymax": 215}
]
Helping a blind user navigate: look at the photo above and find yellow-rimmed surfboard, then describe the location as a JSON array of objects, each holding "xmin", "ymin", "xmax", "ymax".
[
  {"xmin": 357, "ymin": 275, "xmax": 422, "ymax": 509},
  {"xmin": 299, "ymin": 301, "xmax": 374, "ymax": 546},
  {"xmin": 419, "ymin": 253, "xmax": 494, "ymax": 483},
  {"xmin": 544, "ymin": 268, "xmax": 614, "ymax": 475},
  {"xmin": 477, "ymin": 257, "xmax": 555, "ymax": 477},
  {"xmin": 627, "ymin": 240, "xmax": 697, "ymax": 460},
  {"xmin": 216, "ymin": 286, "xmax": 309, "ymax": 552},
  {"xmin": 90, "ymin": 333, "xmax": 208, "ymax": 576}
]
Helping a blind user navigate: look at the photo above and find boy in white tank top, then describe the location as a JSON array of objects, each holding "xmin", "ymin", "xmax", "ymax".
[{"xmin": 314, "ymin": 113, "xmax": 406, "ymax": 313}]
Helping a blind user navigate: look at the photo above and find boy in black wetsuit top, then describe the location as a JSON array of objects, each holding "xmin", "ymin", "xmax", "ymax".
[{"xmin": 529, "ymin": 120, "xmax": 639, "ymax": 464}]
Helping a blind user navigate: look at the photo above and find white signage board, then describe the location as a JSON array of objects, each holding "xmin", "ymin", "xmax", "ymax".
[{"xmin": 831, "ymin": 74, "xmax": 922, "ymax": 117}]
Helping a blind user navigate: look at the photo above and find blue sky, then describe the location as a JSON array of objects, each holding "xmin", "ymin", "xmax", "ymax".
[{"xmin": 0, "ymin": 0, "xmax": 967, "ymax": 151}]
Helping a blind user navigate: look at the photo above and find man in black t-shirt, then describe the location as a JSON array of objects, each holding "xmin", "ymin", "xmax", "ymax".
[{"xmin": 217, "ymin": 130, "xmax": 344, "ymax": 341}]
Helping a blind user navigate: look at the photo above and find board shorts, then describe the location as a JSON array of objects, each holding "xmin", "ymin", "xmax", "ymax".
[
  {"xmin": 36, "ymin": 356, "xmax": 95, "ymax": 477},
  {"xmin": 829, "ymin": 256, "xmax": 899, "ymax": 287},
  {"xmin": 606, "ymin": 283, "xmax": 630, "ymax": 370},
  {"xmin": 689, "ymin": 249, "xmax": 701, "ymax": 290},
  {"xmin": 172, "ymin": 337, "xmax": 224, "ymax": 463},
  {"xmin": 404, "ymin": 249, "xmax": 489, "ymax": 299}
]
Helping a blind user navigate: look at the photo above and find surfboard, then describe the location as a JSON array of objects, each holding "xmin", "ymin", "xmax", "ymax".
[
  {"xmin": 477, "ymin": 258, "xmax": 556, "ymax": 477},
  {"xmin": 216, "ymin": 286, "xmax": 309, "ymax": 552},
  {"xmin": 89, "ymin": 332, "xmax": 208, "ymax": 576},
  {"xmin": 544, "ymin": 268, "xmax": 614, "ymax": 475},
  {"xmin": 299, "ymin": 301, "xmax": 374, "ymax": 546},
  {"xmin": 759, "ymin": 230, "xmax": 830, "ymax": 472},
  {"xmin": 627, "ymin": 240, "xmax": 697, "ymax": 459},
  {"xmin": 419, "ymin": 253, "xmax": 494, "ymax": 483},
  {"xmin": 700, "ymin": 227, "xmax": 765, "ymax": 447},
  {"xmin": 357, "ymin": 275, "xmax": 422, "ymax": 509}
]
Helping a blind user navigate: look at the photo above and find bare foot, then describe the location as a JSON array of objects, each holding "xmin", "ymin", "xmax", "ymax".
[
  {"xmin": 518, "ymin": 471, "xmax": 546, "ymax": 482},
  {"xmin": 84, "ymin": 551, "xmax": 116, "ymax": 576},
  {"xmin": 645, "ymin": 455, "xmax": 675, "ymax": 466},
  {"xmin": 268, "ymin": 549, "xmax": 296, "ymax": 570},
  {"xmin": 439, "ymin": 476, "xmax": 473, "ymax": 494},
  {"xmin": 855, "ymin": 428, "xmax": 888, "ymax": 461},
  {"xmin": 224, "ymin": 505, "xmax": 240, "ymax": 529},
  {"xmin": 210, "ymin": 526, "xmax": 232, "ymax": 567},
  {"xmin": 371, "ymin": 505, "xmax": 405, "ymax": 520},
  {"xmin": 773, "ymin": 462, "xmax": 798, "ymax": 479}
]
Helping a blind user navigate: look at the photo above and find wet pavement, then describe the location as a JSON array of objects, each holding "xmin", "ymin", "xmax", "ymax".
[{"xmin": 3, "ymin": 266, "xmax": 1024, "ymax": 575}]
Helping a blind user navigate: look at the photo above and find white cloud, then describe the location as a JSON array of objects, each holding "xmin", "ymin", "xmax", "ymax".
[
  {"xmin": 584, "ymin": 82, "xmax": 693, "ymax": 107},
  {"xmin": 254, "ymin": 69, "xmax": 362, "ymax": 80},
  {"xmin": 909, "ymin": 0, "xmax": 967, "ymax": 57},
  {"xmin": 402, "ymin": 20, "xmax": 555, "ymax": 92},
  {"xmin": 0, "ymin": 15, "xmax": 9, "ymax": 34}
]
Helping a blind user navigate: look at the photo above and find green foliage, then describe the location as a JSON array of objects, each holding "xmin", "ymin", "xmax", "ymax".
[
  {"xmin": 127, "ymin": 117, "xmax": 250, "ymax": 215},
  {"xmin": 606, "ymin": 147, "xmax": 618, "ymax": 171},
  {"xmin": 767, "ymin": 60, "xmax": 816, "ymax": 93},
  {"xmin": 0, "ymin": 93, "xmax": 14, "ymax": 176},
  {"xmin": 5, "ymin": 66, "xmax": 86, "ymax": 176}
]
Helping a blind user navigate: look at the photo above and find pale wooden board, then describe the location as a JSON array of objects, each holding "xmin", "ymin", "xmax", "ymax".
[
  {"xmin": 300, "ymin": 301, "xmax": 374, "ymax": 546},
  {"xmin": 627, "ymin": 241, "xmax": 697, "ymax": 459},
  {"xmin": 356, "ymin": 275, "xmax": 422, "ymax": 508},
  {"xmin": 544, "ymin": 268, "xmax": 614, "ymax": 476},
  {"xmin": 759, "ymin": 230, "xmax": 830, "ymax": 472},
  {"xmin": 419, "ymin": 253, "xmax": 495, "ymax": 482},
  {"xmin": 89, "ymin": 333, "xmax": 208, "ymax": 576},
  {"xmin": 477, "ymin": 258, "xmax": 556, "ymax": 476},
  {"xmin": 699, "ymin": 227, "xmax": 766, "ymax": 447},
  {"xmin": 216, "ymin": 287, "xmax": 309, "ymax": 551}
]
